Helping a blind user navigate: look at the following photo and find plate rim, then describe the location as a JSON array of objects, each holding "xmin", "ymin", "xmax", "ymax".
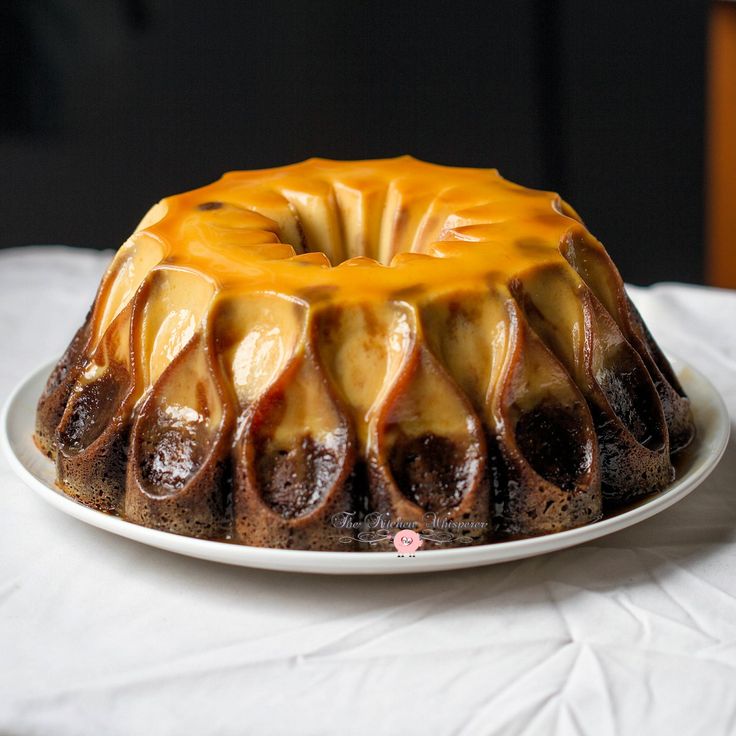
[{"xmin": 1, "ymin": 356, "xmax": 731, "ymax": 575}]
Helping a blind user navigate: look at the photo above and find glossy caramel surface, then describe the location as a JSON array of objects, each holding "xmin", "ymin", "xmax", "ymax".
[{"xmin": 102, "ymin": 155, "xmax": 584, "ymax": 319}]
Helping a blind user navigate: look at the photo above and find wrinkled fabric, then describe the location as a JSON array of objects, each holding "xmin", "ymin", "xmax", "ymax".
[{"xmin": 1, "ymin": 247, "xmax": 735, "ymax": 736}]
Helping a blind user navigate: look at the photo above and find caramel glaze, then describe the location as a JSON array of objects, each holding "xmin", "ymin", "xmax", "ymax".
[{"xmin": 35, "ymin": 157, "xmax": 694, "ymax": 550}]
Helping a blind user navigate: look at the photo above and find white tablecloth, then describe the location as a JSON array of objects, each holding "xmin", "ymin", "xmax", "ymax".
[{"xmin": 1, "ymin": 246, "xmax": 736, "ymax": 736}]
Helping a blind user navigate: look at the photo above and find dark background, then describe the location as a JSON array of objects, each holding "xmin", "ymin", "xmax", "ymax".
[{"xmin": 0, "ymin": 0, "xmax": 706, "ymax": 284}]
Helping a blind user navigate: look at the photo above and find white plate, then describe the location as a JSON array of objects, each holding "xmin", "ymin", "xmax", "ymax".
[{"xmin": 1, "ymin": 358, "xmax": 730, "ymax": 575}]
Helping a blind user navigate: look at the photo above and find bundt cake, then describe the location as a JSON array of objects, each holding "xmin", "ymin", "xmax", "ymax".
[{"xmin": 34, "ymin": 156, "xmax": 694, "ymax": 550}]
